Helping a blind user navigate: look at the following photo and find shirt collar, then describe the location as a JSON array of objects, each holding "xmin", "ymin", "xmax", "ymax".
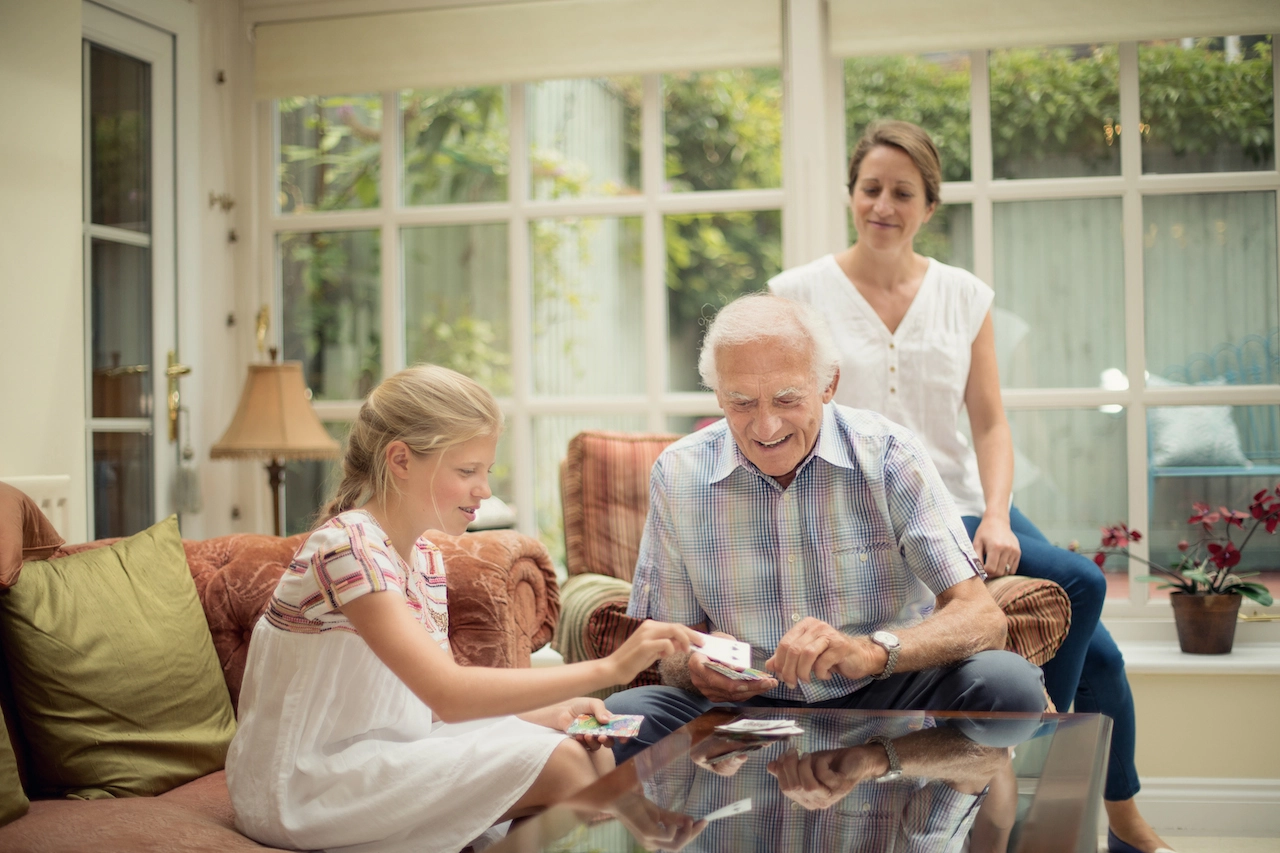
[{"xmin": 710, "ymin": 403, "xmax": 855, "ymax": 485}]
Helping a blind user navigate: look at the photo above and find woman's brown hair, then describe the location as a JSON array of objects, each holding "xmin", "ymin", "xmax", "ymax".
[{"xmin": 846, "ymin": 119, "xmax": 943, "ymax": 207}]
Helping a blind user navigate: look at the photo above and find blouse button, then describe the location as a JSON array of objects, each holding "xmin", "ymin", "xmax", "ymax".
[
  {"xmin": 889, "ymin": 366, "xmax": 896, "ymax": 372},
  {"xmin": 889, "ymin": 342, "xmax": 895, "ymax": 349},
  {"xmin": 890, "ymin": 387, "xmax": 897, "ymax": 393}
]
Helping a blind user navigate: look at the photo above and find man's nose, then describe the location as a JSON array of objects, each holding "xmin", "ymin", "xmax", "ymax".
[{"xmin": 758, "ymin": 407, "xmax": 784, "ymax": 437}]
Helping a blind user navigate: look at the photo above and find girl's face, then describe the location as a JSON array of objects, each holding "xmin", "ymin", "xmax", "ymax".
[
  {"xmin": 403, "ymin": 433, "xmax": 497, "ymax": 535},
  {"xmin": 850, "ymin": 144, "xmax": 936, "ymax": 252}
]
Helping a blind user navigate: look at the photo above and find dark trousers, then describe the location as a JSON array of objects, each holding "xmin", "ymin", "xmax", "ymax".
[{"xmin": 605, "ymin": 649, "xmax": 1047, "ymax": 763}]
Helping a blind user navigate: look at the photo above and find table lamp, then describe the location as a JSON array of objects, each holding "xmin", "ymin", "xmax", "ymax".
[{"xmin": 211, "ymin": 347, "xmax": 340, "ymax": 536}]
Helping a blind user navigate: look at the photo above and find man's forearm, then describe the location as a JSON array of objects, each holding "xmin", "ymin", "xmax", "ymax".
[
  {"xmin": 889, "ymin": 586, "xmax": 1007, "ymax": 673},
  {"xmin": 659, "ymin": 651, "xmax": 697, "ymax": 693}
]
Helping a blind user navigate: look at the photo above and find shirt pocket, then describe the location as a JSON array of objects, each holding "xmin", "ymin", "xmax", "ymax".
[{"xmin": 827, "ymin": 540, "xmax": 902, "ymax": 628}]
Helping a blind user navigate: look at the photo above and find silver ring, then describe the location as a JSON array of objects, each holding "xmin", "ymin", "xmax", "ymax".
[{"xmin": 1004, "ymin": 564, "xmax": 1012, "ymax": 572}]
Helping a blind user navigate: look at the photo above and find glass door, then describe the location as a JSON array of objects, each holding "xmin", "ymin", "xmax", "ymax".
[{"xmin": 82, "ymin": 4, "xmax": 180, "ymax": 539}]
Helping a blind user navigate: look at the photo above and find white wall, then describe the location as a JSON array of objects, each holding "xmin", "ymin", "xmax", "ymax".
[{"xmin": 0, "ymin": 0, "xmax": 88, "ymax": 540}]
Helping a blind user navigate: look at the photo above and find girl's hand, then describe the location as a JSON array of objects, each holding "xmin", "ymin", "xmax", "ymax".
[
  {"xmin": 607, "ymin": 620, "xmax": 700, "ymax": 685},
  {"xmin": 550, "ymin": 697, "xmax": 617, "ymax": 751},
  {"xmin": 973, "ymin": 515, "xmax": 1021, "ymax": 577}
]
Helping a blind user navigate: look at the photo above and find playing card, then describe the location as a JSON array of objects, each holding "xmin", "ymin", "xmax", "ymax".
[
  {"xmin": 693, "ymin": 632, "xmax": 752, "ymax": 670},
  {"xmin": 567, "ymin": 713, "xmax": 644, "ymax": 738},
  {"xmin": 702, "ymin": 798, "xmax": 752, "ymax": 822},
  {"xmin": 713, "ymin": 718, "xmax": 804, "ymax": 738},
  {"xmin": 704, "ymin": 661, "xmax": 772, "ymax": 682},
  {"xmin": 703, "ymin": 741, "xmax": 767, "ymax": 766}
]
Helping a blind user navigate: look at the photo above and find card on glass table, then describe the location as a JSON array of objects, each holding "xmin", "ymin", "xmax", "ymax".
[
  {"xmin": 693, "ymin": 632, "xmax": 752, "ymax": 670},
  {"xmin": 566, "ymin": 713, "xmax": 644, "ymax": 739},
  {"xmin": 713, "ymin": 717, "xmax": 805, "ymax": 738}
]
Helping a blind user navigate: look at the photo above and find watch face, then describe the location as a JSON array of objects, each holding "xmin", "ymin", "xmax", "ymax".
[{"xmin": 872, "ymin": 630, "xmax": 900, "ymax": 650}]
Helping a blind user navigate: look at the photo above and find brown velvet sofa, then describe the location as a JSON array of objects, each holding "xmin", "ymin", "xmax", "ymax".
[{"xmin": 0, "ymin": 483, "xmax": 559, "ymax": 852}]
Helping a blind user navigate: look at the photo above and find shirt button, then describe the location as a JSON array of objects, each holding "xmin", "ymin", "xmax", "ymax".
[
  {"xmin": 862, "ymin": 802, "xmax": 871, "ymax": 812},
  {"xmin": 791, "ymin": 613, "xmax": 801, "ymax": 623},
  {"xmin": 860, "ymin": 553, "xmax": 868, "ymax": 562},
  {"xmin": 788, "ymin": 554, "xmax": 796, "ymax": 563}
]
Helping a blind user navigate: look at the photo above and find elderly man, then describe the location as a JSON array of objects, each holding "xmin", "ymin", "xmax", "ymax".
[{"xmin": 606, "ymin": 293, "xmax": 1046, "ymax": 762}]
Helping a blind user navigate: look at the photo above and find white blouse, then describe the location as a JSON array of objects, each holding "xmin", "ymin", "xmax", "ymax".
[{"xmin": 769, "ymin": 255, "xmax": 994, "ymax": 518}]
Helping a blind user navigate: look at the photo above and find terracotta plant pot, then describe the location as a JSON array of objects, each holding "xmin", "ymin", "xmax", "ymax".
[{"xmin": 1169, "ymin": 592, "xmax": 1242, "ymax": 654}]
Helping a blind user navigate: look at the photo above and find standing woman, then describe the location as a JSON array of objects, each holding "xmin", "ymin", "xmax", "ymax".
[{"xmin": 769, "ymin": 120, "xmax": 1172, "ymax": 853}]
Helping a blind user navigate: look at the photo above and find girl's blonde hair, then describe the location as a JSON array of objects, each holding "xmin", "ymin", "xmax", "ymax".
[{"xmin": 321, "ymin": 364, "xmax": 503, "ymax": 521}]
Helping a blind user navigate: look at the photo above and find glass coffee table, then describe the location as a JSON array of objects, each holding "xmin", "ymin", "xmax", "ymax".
[{"xmin": 487, "ymin": 707, "xmax": 1110, "ymax": 853}]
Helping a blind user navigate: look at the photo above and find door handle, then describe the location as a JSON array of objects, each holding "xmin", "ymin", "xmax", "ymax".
[{"xmin": 166, "ymin": 351, "xmax": 192, "ymax": 443}]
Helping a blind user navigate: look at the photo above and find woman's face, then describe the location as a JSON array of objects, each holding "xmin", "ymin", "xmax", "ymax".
[{"xmin": 849, "ymin": 144, "xmax": 937, "ymax": 253}]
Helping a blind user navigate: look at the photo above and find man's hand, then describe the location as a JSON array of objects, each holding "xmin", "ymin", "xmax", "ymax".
[
  {"xmin": 766, "ymin": 745, "xmax": 888, "ymax": 811},
  {"xmin": 765, "ymin": 618, "xmax": 886, "ymax": 688},
  {"xmin": 686, "ymin": 631, "xmax": 777, "ymax": 701}
]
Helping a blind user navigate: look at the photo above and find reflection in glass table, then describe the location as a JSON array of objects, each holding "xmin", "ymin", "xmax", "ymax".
[{"xmin": 488, "ymin": 707, "xmax": 1110, "ymax": 853}]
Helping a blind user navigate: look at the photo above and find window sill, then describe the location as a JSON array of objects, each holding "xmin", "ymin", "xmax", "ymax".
[{"xmin": 1117, "ymin": 640, "xmax": 1280, "ymax": 675}]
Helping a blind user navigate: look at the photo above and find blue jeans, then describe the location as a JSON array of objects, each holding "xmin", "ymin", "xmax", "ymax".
[
  {"xmin": 963, "ymin": 507, "xmax": 1139, "ymax": 801},
  {"xmin": 605, "ymin": 649, "xmax": 1046, "ymax": 763}
]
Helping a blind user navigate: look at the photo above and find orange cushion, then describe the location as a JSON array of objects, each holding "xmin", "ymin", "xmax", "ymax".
[
  {"xmin": 561, "ymin": 431, "xmax": 679, "ymax": 582},
  {"xmin": 0, "ymin": 483, "xmax": 64, "ymax": 589},
  {"xmin": 986, "ymin": 575, "xmax": 1072, "ymax": 666}
]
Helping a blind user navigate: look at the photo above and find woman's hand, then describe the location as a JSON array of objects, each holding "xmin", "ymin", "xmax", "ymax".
[
  {"xmin": 972, "ymin": 515, "xmax": 1021, "ymax": 577},
  {"xmin": 606, "ymin": 620, "xmax": 701, "ymax": 685}
]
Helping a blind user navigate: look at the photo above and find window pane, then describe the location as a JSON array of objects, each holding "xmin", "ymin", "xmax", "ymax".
[
  {"xmin": 994, "ymin": 198, "xmax": 1125, "ymax": 388},
  {"xmin": 664, "ymin": 68, "xmax": 782, "ymax": 192},
  {"xmin": 844, "ymin": 52, "xmax": 972, "ymax": 182},
  {"xmin": 89, "ymin": 44, "xmax": 150, "ymax": 232},
  {"xmin": 1008, "ymin": 408, "xmax": 1129, "ymax": 593},
  {"xmin": 402, "ymin": 86, "xmax": 508, "ymax": 205},
  {"xmin": 851, "ymin": 202, "xmax": 973, "ymax": 272},
  {"xmin": 92, "ymin": 431, "xmax": 153, "ymax": 539},
  {"xmin": 528, "ymin": 77, "xmax": 640, "ymax": 200},
  {"xmin": 1144, "ymin": 192, "xmax": 1279, "ymax": 378},
  {"xmin": 1140, "ymin": 36, "xmax": 1274, "ymax": 174},
  {"xmin": 1147, "ymin": 405, "xmax": 1280, "ymax": 598},
  {"xmin": 280, "ymin": 230, "xmax": 381, "ymax": 400},
  {"xmin": 667, "ymin": 210, "xmax": 782, "ymax": 391},
  {"xmin": 404, "ymin": 223, "xmax": 511, "ymax": 395},
  {"xmin": 533, "ymin": 414, "xmax": 648, "ymax": 565},
  {"xmin": 277, "ymin": 95, "xmax": 381, "ymax": 213},
  {"xmin": 531, "ymin": 216, "xmax": 643, "ymax": 395},
  {"xmin": 90, "ymin": 240, "xmax": 152, "ymax": 418},
  {"xmin": 989, "ymin": 45, "xmax": 1120, "ymax": 179}
]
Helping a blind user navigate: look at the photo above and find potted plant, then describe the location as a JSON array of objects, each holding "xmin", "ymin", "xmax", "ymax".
[{"xmin": 1084, "ymin": 488, "xmax": 1277, "ymax": 654}]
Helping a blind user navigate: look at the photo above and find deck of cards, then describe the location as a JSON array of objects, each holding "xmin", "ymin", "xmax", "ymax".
[
  {"xmin": 704, "ymin": 660, "xmax": 773, "ymax": 682},
  {"xmin": 693, "ymin": 631, "xmax": 753, "ymax": 670},
  {"xmin": 713, "ymin": 717, "xmax": 805, "ymax": 739},
  {"xmin": 567, "ymin": 713, "xmax": 644, "ymax": 739}
]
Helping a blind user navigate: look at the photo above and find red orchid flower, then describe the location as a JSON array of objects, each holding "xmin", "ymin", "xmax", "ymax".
[
  {"xmin": 1207, "ymin": 541, "xmax": 1242, "ymax": 569},
  {"xmin": 1092, "ymin": 552, "xmax": 1107, "ymax": 568},
  {"xmin": 1188, "ymin": 502, "xmax": 1220, "ymax": 531},
  {"xmin": 1222, "ymin": 508, "xmax": 1249, "ymax": 529}
]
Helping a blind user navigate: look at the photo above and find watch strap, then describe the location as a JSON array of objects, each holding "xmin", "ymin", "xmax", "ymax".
[{"xmin": 867, "ymin": 735, "xmax": 902, "ymax": 781}]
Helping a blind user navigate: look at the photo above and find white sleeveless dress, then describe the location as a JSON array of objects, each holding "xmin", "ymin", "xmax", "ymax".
[{"xmin": 226, "ymin": 509, "xmax": 566, "ymax": 853}]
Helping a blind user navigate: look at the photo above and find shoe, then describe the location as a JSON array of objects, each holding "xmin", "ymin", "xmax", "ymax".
[{"xmin": 1107, "ymin": 828, "xmax": 1176, "ymax": 853}]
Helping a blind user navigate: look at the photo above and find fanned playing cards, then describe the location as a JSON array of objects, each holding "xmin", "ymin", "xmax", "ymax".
[
  {"xmin": 566, "ymin": 713, "xmax": 644, "ymax": 738},
  {"xmin": 713, "ymin": 717, "xmax": 805, "ymax": 738}
]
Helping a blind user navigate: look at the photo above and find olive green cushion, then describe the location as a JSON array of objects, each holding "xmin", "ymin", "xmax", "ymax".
[
  {"xmin": 0, "ymin": 516, "xmax": 235, "ymax": 799},
  {"xmin": 0, "ymin": 704, "xmax": 27, "ymax": 826}
]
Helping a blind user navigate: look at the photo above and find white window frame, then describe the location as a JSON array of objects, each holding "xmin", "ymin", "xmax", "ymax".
[
  {"xmin": 257, "ymin": 75, "xmax": 783, "ymax": 536},
  {"xmin": 832, "ymin": 41, "xmax": 1280, "ymax": 612}
]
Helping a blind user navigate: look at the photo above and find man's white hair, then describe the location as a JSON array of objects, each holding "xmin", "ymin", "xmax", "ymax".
[{"xmin": 698, "ymin": 293, "xmax": 841, "ymax": 391}]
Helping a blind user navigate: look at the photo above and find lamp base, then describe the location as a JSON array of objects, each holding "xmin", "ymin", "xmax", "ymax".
[{"xmin": 265, "ymin": 459, "xmax": 285, "ymax": 537}]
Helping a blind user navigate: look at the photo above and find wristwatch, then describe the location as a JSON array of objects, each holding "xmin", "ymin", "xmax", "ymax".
[
  {"xmin": 869, "ymin": 630, "xmax": 900, "ymax": 680},
  {"xmin": 867, "ymin": 735, "xmax": 903, "ymax": 782}
]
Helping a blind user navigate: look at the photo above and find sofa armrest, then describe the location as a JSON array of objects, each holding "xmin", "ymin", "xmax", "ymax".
[{"xmin": 433, "ymin": 529, "xmax": 560, "ymax": 669}]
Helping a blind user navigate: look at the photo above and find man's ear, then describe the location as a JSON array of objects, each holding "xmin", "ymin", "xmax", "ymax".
[
  {"xmin": 384, "ymin": 440, "xmax": 412, "ymax": 481},
  {"xmin": 823, "ymin": 367, "xmax": 840, "ymax": 403}
]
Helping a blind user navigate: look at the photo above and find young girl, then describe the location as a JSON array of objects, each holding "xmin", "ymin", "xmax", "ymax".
[{"xmin": 226, "ymin": 364, "xmax": 698, "ymax": 853}]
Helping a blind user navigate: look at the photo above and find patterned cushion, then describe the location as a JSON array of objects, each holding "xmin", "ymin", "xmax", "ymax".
[
  {"xmin": 561, "ymin": 431, "xmax": 681, "ymax": 582},
  {"xmin": 985, "ymin": 575, "xmax": 1072, "ymax": 666}
]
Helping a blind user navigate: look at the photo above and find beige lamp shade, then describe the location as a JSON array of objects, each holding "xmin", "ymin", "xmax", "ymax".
[{"xmin": 210, "ymin": 361, "xmax": 340, "ymax": 460}]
